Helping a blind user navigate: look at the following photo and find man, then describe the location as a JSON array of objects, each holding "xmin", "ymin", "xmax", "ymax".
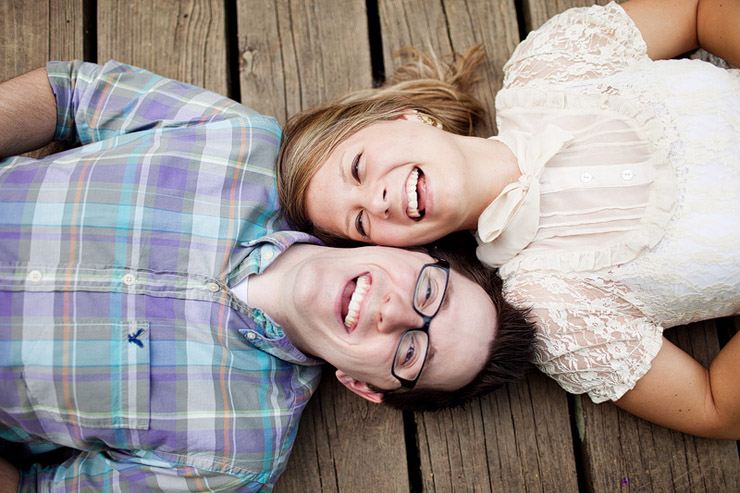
[{"xmin": 0, "ymin": 61, "xmax": 534, "ymax": 490}]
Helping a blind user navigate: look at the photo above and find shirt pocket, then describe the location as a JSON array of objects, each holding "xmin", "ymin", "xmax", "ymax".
[{"xmin": 23, "ymin": 320, "xmax": 150, "ymax": 430}]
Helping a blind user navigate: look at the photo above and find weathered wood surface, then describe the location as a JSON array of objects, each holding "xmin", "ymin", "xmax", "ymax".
[
  {"xmin": 1, "ymin": 0, "xmax": 739, "ymax": 492},
  {"xmin": 97, "ymin": 0, "xmax": 229, "ymax": 95},
  {"xmin": 378, "ymin": 1, "xmax": 578, "ymax": 491},
  {"xmin": 237, "ymin": 0, "xmax": 374, "ymax": 125},
  {"xmin": 1, "ymin": 0, "xmax": 85, "ymax": 79}
]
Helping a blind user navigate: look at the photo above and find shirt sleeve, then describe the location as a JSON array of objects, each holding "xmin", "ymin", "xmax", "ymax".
[
  {"xmin": 503, "ymin": 272, "xmax": 664, "ymax": 403},
  {"xmin": 502, "ymin": 2, "xmax": 650, "ymax": 89},
  {"xmin": 19, "ymin": 449, "xmax": 268, "ymax": 492},
  {"xmin": 46, "ymin": 60, "xmax": 260, "ymax": 145}
]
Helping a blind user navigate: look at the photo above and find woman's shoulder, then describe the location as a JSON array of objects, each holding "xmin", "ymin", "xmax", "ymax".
[{"xmin": 503, "ymin": 2, "xmax": 649, "ymax": 89}]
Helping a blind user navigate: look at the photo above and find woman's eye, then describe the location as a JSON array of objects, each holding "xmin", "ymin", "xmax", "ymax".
[
  {"xmin": 351, "ymin": 153, "xmax": 362, "ymax": 183},
  {"xmin": 355, "ymin": 210, "xmax": 367, "ymax": 237}
]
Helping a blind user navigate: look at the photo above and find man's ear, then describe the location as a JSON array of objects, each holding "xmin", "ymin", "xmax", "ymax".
[{"xmin": 335, "ymin": 370, "xmax": 384, "ymax": 404}]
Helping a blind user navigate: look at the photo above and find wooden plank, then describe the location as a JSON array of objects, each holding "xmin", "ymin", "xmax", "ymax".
[
  {"xmin": 418, "ymin": 372, "xmax": 578, "ymax": 492},
  {"xmin": 442, "ymin": 0, "xmax": 521, "ymax": 135},
  {"xmin": 97, "ymin": 0, "xmax": 228, "ymax": 94},
  {"xmin": 521, "ymin": 0, "xmax": 611, "ymax": 32},
  {"xmin": 0, "ymin": 0, "xmax": 85, "ymax": 157},
  {"xmin": 378, "ymin": 2, "xmax": 578, "ymax": 490},
  {"xmin": 242, "ymin": 1, "xmax": 408, "ymax": 490},
  {"xmin": 579, "ymin": 321, "xmax": 740, "ymax": 492},
  {"xmin": 237, "ymin": 0, "xmax": 373, "ymax": 125},
  {"xmin": 379, "ymin": 0, "xmax": 520, "ymax": 136},
  {"xmin": 275, "ymin": 368, "xmax": 409, "ymax": 492}
]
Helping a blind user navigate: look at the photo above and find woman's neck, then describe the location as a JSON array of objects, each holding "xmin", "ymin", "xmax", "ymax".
[{"xmin": 459, "ymin": 135, "xmax": 520, "ymax": 229}]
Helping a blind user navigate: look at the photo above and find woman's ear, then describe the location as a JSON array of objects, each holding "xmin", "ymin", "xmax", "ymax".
[
  {"xmin": 397, "ymin": 109, "xmax": 418, "ymax": 121},
  {"xmin": 335, "ymin": 369, "xmax": 384, "ymax": 404}
]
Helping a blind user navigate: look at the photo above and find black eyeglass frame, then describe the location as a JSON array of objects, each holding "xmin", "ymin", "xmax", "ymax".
[{"xmin": 391, "ymin": 258, "xmax": 450, "ymax": 389}]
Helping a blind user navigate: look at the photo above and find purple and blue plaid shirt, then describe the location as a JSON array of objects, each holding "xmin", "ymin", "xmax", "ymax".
[{"xmin": 0, "ymin": 60, "xmax": 322, "ymax": 491}]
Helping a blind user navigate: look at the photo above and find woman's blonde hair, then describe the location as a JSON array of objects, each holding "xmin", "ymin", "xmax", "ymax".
[{"xmin": 277, "ymin": 44, "xmax": 487, "ymax": 242}]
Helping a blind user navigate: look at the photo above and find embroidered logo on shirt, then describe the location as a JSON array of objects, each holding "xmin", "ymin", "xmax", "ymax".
[{"xmin": 128, "ymin": 328, "xmax": 145, "ymax": 348}]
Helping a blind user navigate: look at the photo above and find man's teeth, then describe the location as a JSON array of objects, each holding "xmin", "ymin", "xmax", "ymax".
[
  {"xmin": 406, "ymin": 168, "xmax": 420, "ymax": 218},
  {"xmin": 344, "ymin": 274, "xmax": 370, "ymax": 329}
]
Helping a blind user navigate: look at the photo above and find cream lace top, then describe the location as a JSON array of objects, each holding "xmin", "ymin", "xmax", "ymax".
[{"xmin": 476, "ymin": 2, "xmax": 740, "ymax": 402}]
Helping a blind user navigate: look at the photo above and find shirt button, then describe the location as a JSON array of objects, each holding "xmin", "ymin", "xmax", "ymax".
[
  {"xmin": 247, "ymin": 332, "xmax": 256, "ymax": 340},
  {"xmin": 263, "ymin": 250, "xmax": 274, "ymax": 260},
  {"xmin": 28, "ymin": 270, "xmax": 43, "ymax": 282},
  {"xmin": 206, "ymin": 282, "xmax": 220, "ymax": 293},
  {"xmin": 122, "ymin": 273, "xmax": 136, "ymax": 286},
  {"xmin": 580, "ymin": 172, "xmax": 593, "ymax": 183},
  {"xmin": 621, "ymin": 169, "xmax": 634, "ymax": 181}
]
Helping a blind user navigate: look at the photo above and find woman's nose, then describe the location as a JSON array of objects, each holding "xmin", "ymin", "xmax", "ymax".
[{"xmin": 367, "ymin": 185, "xmax": 390, "ymax": 219}]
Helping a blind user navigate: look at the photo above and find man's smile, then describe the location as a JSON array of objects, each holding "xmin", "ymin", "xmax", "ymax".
[{"xmin": 342, "ymin": 273, "xmax": 371, "ymax": 332}]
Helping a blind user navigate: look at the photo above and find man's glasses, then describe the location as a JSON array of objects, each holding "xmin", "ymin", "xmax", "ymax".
[{"xmin": 391, "ymin": 258, "xmax": 450, "ymax": 389}]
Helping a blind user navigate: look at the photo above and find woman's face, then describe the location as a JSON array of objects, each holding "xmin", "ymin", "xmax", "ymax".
[{"xmin": 305, "ymin": 114, "xmax": 475, "ymax": 246}]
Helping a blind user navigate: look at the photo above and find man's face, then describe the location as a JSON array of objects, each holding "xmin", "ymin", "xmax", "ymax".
[{"xmin": 276, "ymin": 245, "xmax": 497, "ymax": 396}]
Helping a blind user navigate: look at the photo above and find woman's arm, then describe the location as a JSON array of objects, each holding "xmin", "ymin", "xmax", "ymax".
[
  {"xmin": 697, "ymin": 0, "xmax": 740, "ymax": 67},
  {"xmin": 615, "ymin": 331, "xmax": 740, "ymax": 440},
  {"xmin": 621, "ymin": 0, "xmax": 740, "ymax": 66},
  {"xmin": 0, "ymin": 67, "xmax": 57, "ymax": 159}
]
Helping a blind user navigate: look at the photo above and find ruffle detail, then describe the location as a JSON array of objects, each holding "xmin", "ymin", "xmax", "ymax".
[{"xmin": 494, "ymin": 87, "xmax": 678, "ymax": 279}]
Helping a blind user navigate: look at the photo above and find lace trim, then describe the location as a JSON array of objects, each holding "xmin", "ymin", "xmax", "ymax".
[
  {"xmin": 496, "ymin": 88, "xmax": 678, "ymax": 279},
  {"xmin": 505, "ymin": 273, "xmax": 665, "ymax": 402}
]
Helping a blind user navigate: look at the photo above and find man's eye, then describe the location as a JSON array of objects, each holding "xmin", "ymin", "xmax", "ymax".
[
  {"xmin": 351, "ymin": 153, "xmax": 362, "ymax": 183},
  {"xmin": 423, "ymin": 280, "xmax": 433, "ymax": 302},
  {"xmin": 403, "ymin": 341, "xmax": 416, "ymax": 365},
  {"xmin": 355, "ymin": 210, "xmax": 367, "ymax": 238},
  {"xmin": 415, "ymin": 275, "xmax": 437, "ymax": 310}
]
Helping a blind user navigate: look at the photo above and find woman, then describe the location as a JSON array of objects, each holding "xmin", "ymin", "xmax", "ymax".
[{"xmin": 278, "ymin": 0, "xmax": 740, "ymax": 439}]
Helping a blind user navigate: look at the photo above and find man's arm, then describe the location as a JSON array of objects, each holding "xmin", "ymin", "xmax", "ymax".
[
  {"xmin": 0, "ymin": 67, "xmax": 57, "ymax": 159},
  {"xmin": 615, "ymin": 331, "xmax": 740, "ymax": 440},
  {"xmin": 621, "ymin": 0, "xmax": 740, "ymax": 66},
  {"xmin": 0, "ymin": 456, "xmax": 19, "ymax": 493}
]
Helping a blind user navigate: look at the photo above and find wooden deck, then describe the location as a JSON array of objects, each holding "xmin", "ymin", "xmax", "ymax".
[{"xmin": 2, "ymin": 0, "xmax": 738, "ymax": 491}]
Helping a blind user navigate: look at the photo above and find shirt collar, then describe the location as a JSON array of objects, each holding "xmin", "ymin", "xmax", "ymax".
[{"xmin": 234, "ymin": 230, "xmax": 324, "ymax": 365}]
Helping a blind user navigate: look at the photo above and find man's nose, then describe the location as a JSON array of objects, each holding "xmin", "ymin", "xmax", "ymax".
[
  {"xmin": 377, "ymin": 292, "xmax": 422, "ymax": 334},
  {"xmin": 367, "ymin": 184, "xmax": 390, "ymax": 219}
]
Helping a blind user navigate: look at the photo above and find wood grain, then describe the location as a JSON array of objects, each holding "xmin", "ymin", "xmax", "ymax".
[
  {"xmin": 97, "ymin": 0, "xmax": 228, "ymax": 94},
  {"xmin": 275, "ymin": 370, "xmax": 409, "ymax": 492},
  {"xmin": 238, "ymin": 0, "xmax": 373, "ymax": 124}
]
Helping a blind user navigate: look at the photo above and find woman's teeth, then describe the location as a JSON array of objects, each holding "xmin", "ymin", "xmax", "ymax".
[
  {"xmin": 344, "ymin": 274, "xmax": 370, "ymax": 329},
  {"xmin": 406, "ymin": 168, "xmax": 421, "ymax": 218}
]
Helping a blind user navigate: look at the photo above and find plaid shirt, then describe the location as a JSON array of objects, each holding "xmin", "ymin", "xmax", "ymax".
[{"xmin": 0, "ymin": 60, "xmax": 322, "ymax": 491}]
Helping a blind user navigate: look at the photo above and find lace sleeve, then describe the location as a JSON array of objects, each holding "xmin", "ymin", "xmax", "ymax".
[
  {"xmin": 504, "ymin": 273, "xmax": 663, "ymax": 403},
  {"xmin": 503, "ymin": 2, "xmax": 649, "ymax": 89}
]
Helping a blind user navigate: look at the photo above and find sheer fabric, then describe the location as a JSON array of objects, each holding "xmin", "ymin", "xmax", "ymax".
[{"xmin": 482, "ymin": 3, "xmax": 740, "ymax": 402}]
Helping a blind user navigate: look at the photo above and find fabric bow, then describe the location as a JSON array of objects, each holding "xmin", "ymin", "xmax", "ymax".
[{"xmin": 476, "ymin": 125, "xmax": 574, "ymax": 267}]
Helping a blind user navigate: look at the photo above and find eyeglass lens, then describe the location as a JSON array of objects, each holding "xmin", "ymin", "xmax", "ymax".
[{"xmin": 392, "ymin": 264, "xmax": 448, "ymax": 381}]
